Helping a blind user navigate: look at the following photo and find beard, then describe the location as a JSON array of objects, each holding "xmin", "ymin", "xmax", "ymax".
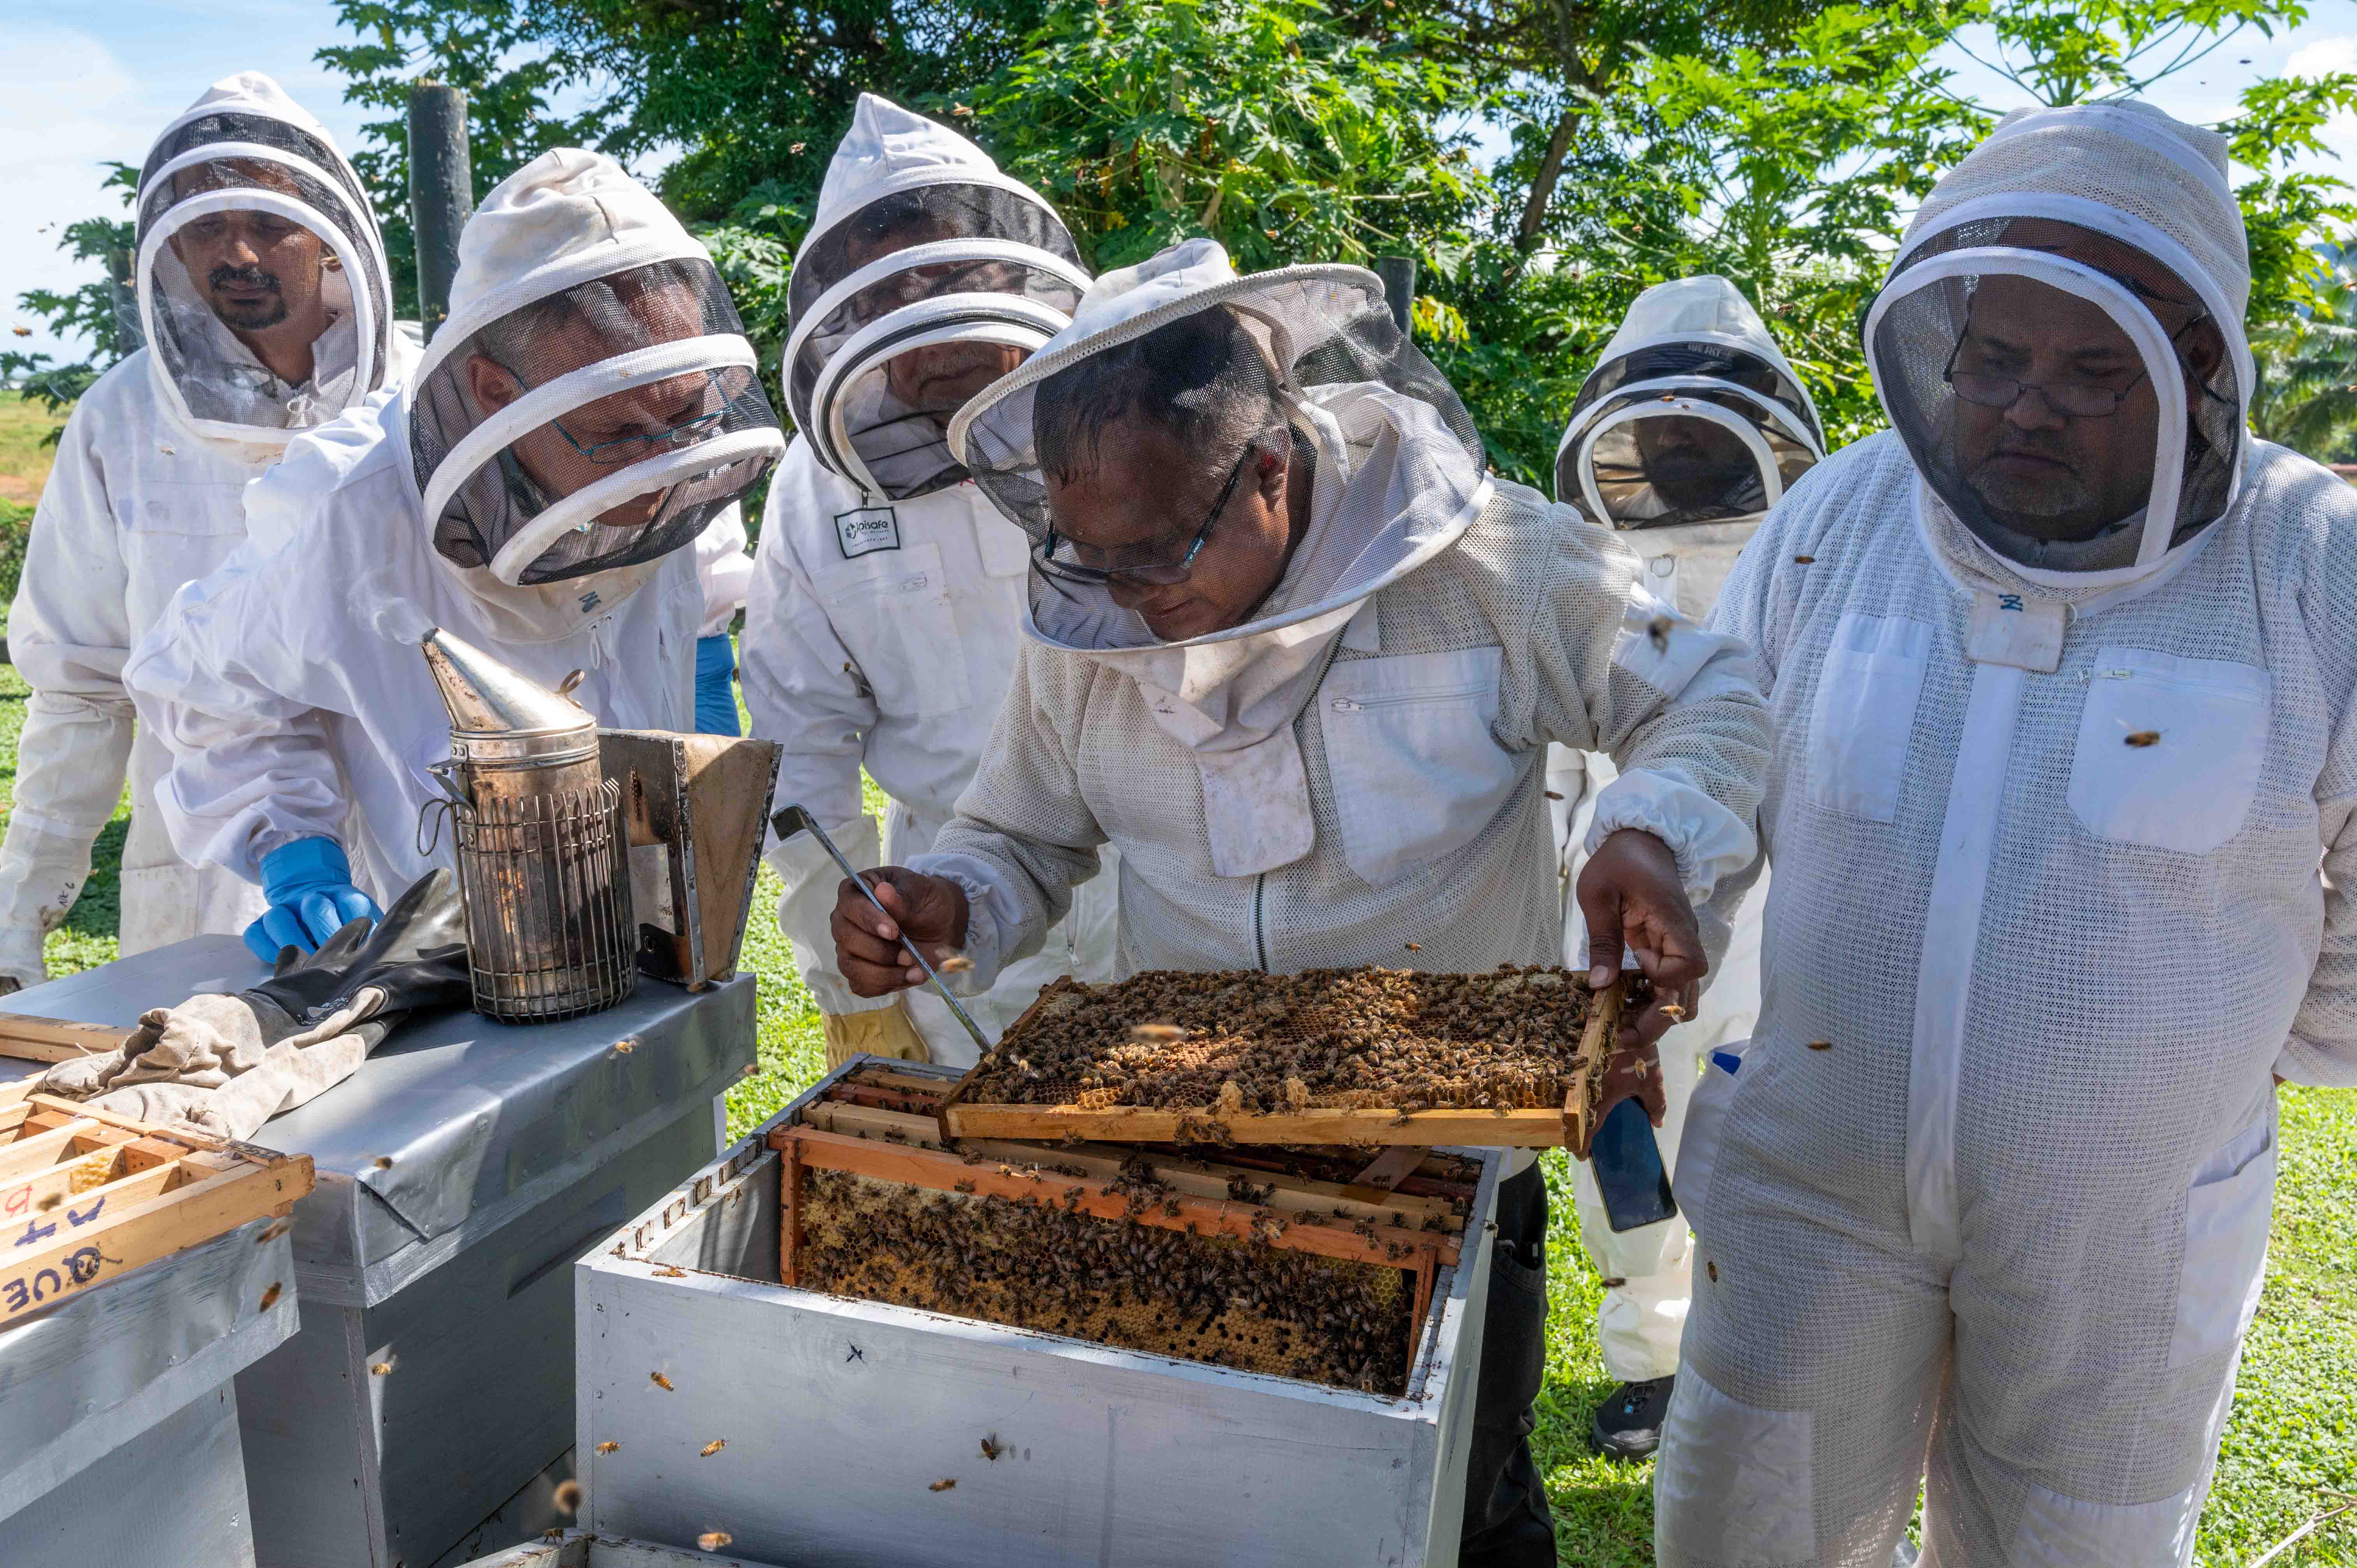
[
  {"xmin": 1961, "ymin": 431, "xmax": 2107, "ymax": 538},
  {"xmin": 207, "ymin": 264, "xmax": 289, "ymax": 330}
]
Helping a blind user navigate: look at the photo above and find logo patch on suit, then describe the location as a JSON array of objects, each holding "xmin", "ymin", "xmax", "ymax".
[{"xmin": 834, "ymin": 507, "xmax": 901, "ymax": 560}]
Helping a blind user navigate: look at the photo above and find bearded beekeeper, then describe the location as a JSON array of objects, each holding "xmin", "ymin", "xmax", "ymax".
[
  {"xmin": 0, "ymin": 72, "xmax": 412, "ymax": 993},
  {"xmin": 813, "ymin": 239, "xmax": 1772, "ymax": 1566},
  {"xmin": 1655, "ymin": 102, "xmax": 2357, "ymax": 1566},
  {"xmin": 127, "ymin": 149, "xmax": 785, "ymax": 962},
  {"xmin": 741, "ymin": 94, "xmax": 1118, "ymax": 1068},
  {"xmin": 1544, "ymin": 275, "xmax": 1823, "ymax": 1459}
]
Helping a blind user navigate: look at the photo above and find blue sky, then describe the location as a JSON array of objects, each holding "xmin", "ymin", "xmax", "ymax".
[{"xmin": 9, "ymin": 1, "xmax": 2357, "ymax": 364}]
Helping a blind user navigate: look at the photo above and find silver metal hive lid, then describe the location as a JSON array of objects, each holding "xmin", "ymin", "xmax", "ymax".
[{"xmin": 420, "ymin": 626, "xmax": 598, "ymax": 768}]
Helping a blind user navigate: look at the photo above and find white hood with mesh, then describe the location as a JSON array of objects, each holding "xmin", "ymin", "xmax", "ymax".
[{"xmin": 134, "ymin": 71, "xmax": 400, "ymax": 452}]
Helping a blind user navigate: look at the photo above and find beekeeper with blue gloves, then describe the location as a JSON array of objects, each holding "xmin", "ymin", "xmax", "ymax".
[
  {"xmin": 128, "ymin": 149, "xmax": 784, "ymax": 962},
  {"xmin": 0, "ymin": 72, "xmax": 410, "ymax": 990},
  {"xmin": 1657, "ymin": 102, "xmax": 2357, "ymax": 1566}
]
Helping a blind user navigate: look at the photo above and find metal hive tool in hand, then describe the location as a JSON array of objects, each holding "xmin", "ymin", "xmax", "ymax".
[
  {"xmin": 420, "ymin": 628, "xmax": 638, "ymax": 1022},
  {"xmin": 770, "ymin": 803, "xmax": 995, "ymax": 1057},
  {"xmin": 940, "ymin": 966, "xmax": 1637, "ymax": 1148}
]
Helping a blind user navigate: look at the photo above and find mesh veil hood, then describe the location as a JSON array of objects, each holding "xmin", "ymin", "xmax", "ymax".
[
  {"xmin": 945, "ymin": 238, "xmax": 1495, "ymax": 878},
  {"xmin": 1555, "ymin": 275, "xmax": 1823, "ymax": 531},
  {"xmin": 783, "ymin": 94, "xmax": 1088, "ymax": 500},
  {"xmin": 1866, "ymin": 101, "xmax": 2252, "ymax": 593},
  {"xmin": 405, "ymin": 149, "xmax": 784, "ymax": 601},
  {"xmin": 134, "ymin": 72, "xmax": 396, "ymax": 451}
]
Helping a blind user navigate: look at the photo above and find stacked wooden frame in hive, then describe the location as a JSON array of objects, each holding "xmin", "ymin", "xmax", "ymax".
[
  {"xmin": 767, "ymin": 1068, "xmax": 1474, "ymax": 1394},
  {"xmin": 938, "ymin": 967, "xmax": 1634, "ymax": 1149},
  {"xmin": 0, "ymin": 1074, "xmax": 315, "ymax": 1328}
]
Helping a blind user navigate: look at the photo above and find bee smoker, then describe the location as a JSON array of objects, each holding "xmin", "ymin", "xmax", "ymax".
[{"xmin": 420, "ymin": 627, "xmax": 639, "ymax": 1022}]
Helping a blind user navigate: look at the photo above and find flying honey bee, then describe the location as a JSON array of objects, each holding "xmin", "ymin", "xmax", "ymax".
[
  {"xmin": 929, "ymin": 1478, "xmax": 957, "ymax": 1492},
  {"xmin": 259, "ymin": 1283, "xmax": 282, "ymax": 1311},
  {"xmin": 650, "ymin": 1371, "xmax": 675, "ymax": 1391},
  {"xmin": 698, "ymin": 1531, "xmax": 734, "ymax": 1551},
  {"xmin": 370, "ymin": 1358, "xmax": 397, "ymax": 1376},
  {"xmin": 2124, "ymin": 731, "xmax": 2160, "ymax": 748},
  {"xmin": 554, "ymin": 1479, "xmax": 584, "ymax": 1513},
  {"xmin": 595, "ymin": 1441, "xmax": 621, "ymax": 1455},
  {"xmin": 701, "ymin": 1439, "xmax": 727, "ymax": 1457},
  {"xmin": 940, "ymin": 953, "xmax": 976, "ymax": 974}
]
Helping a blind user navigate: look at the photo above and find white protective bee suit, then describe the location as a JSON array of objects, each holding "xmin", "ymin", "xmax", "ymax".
[
  {"xmin": 1546, "ymin": 277, "xmax": 1823, "ymax": 1383},
  {"xmin": 126, "ymin": 149, "xmax": 786, "ymax": 908},
  {"xmin": 0, "ymin": 72, "xmax": 412, "ymax": 988},
  {"xmin": 744, "ymin": 95, "xmax": 1117, "ymax": 1066},
  {"xmin": 919, "ymin": 237, "xmax": 1769, "ymax": 1568},
  {"xmin": 1655, "ymin": 103, "xmax": 2357, "ymax": 1567},
  {"xmin": 919, "ymin": 237, "xmax": 1769, "ymax": 1057}
]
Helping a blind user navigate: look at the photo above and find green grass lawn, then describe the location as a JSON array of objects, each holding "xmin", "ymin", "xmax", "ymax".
[{"xmin": 3, "ymin": 641, "xmax": 2351, "ymax": 1562}]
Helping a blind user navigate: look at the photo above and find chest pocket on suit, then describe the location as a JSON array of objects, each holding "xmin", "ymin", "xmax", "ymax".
[
  {"xmin": 2068, "ymin": 648, "xmax": 2269, "ymax": 856},
  {"xmin": 813, "ymin": 540, "xmax": 972, "ymax": 720},
  {"xmin": 110, "ymin": 456, "xmax": 257, "ymax": 629},
  {"xmin": 1320, "ymin": 646, "xmax": 1518, "ymax": 888},
  {"xmin": 1802, "ymin": 612, "xmax": 1933, "ymax": 825}
]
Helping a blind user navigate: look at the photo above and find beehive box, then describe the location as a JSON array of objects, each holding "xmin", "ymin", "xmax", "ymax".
[
  {"xmin": 943, "ymin": 965, "xmax": 1637, "ymax": 1148},
  {"xmin": 577, "ymin": 1060, "xmax": 1504, "ymax": 1567}
]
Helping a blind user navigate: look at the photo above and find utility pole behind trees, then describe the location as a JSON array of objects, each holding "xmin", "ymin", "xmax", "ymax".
[
  {"xmin": 1375, "ymin": 256, "xmax": 1417, "ymax": 337},
  {"xmin": 407, "ymin": 81, "xmax": 474, "ymax": 341}
]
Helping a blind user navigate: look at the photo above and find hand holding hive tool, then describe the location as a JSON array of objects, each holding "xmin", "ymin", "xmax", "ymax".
[{"xmin": 770, "ymin": 804, "xmax": 994, "ymax": 1058}]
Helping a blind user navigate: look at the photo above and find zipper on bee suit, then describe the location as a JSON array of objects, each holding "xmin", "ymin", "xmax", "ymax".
[
  {"xmin": 1328, "ymin": 684, "xmax": 1489, "ymax": 713},
  {"xmin": 1905, "ymin": 656, "xmax": 2029, "ymax": 1261},
  {"xmin": 1254, "ymin": 874, "xmax": 1269, "ymax": 972}
]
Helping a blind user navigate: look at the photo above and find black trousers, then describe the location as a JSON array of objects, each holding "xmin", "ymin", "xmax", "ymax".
[{"xmin": 1459, "ymin": 1162, "xmax": 1558, "ymax": 1566}]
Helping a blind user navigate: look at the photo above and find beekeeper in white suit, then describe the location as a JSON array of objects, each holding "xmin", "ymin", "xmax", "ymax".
[
  {"xmin": 127, "ymin": 148, "xmax": 785, "ymax": 958},
  {"xmin": 742, "ymin": 94, "xmax": 1117, "ymax": 1068},
  {"xmin": 816, "ymin": 238, "xmax": 1772, "ymax": 1567},
  {"xmin": 0, "ymin": 71, "xmax": 412, "ymax": 991},
  {"xmin": 1656, "ymin": 102, "xmax": 2357, "ymax": 1566},
  {"xmin": 1544, "ymin": 275, "xmax": 1823, "ymax": 1458}
]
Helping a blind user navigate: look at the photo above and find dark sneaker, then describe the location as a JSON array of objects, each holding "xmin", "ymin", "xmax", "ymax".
[{"xmin": 1590, "ymin": 1374, "xmax": 1674, "ymax": 1459}]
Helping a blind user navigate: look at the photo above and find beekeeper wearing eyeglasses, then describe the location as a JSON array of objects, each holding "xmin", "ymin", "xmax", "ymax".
[
  {"xmin": 127, "ymin": 149, "xmax": 785, "ymax": 960},
  {"xmin": 1654, "ymin": 102, "xmax": 2357, "ymax": 1566},
  {"xmin": 739, "ymin": 94, "xmax": 1119, "ymax": 1068},
  {"xmin": 811, "ymin": 238, "xmax": 1772, "ymax": 1567},
  {"xmin": 1544, "ymin": 274, "xmax": 1825, "ymax": 1460}
]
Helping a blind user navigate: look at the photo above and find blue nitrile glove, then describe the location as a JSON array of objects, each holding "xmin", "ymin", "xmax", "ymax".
[
  {"xmin": 695, "ymin": 633, "xmax": 741, "ymax": 736},
  {"xmin": 243, "ymin": 837, "xmax": 384, "ymax": 963}
]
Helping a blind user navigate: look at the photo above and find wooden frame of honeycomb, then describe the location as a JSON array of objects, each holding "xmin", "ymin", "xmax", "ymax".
[
  {"xmin": 767, "ymin": 1067, "xmax": 1474, "ymax": 1394},
  {"xmin": 938, "ymin": 966, "xmax": 1631, "ymax": 1149}
]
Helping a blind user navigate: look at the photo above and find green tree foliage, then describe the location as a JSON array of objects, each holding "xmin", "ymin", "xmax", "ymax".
[
  {"xmin": 954, "ymin": 0, "xmax": 1486, "ymax": 274},
  {"xmin": 2248, "ymin": 258, "xmax": 2357, "ymax": 461},
  {"xmin": 319, "ymin": 0, "xmax": 616, "ymax": 320},
  {"xmin": 1, "ymin": 162, "xmax": 140, "ymax": 422}
]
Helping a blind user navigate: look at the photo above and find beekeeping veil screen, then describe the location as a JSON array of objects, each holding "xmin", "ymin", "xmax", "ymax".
[
  {"xmin": 948, "ymin": 238, "xmax": 1485, "ymax": 549},
  {"xmin": 1555, "ymin": 275, "xmax": 1823, "ymax": 531},
  {"xmin": 944, "ymin": 238, "xmax": 1491, "ymax": 879},
  {"xmin": 135, "ymin": 71, "xmax": 394, "ymax": 449},
  {"xmin": 784, "ymin": 94, "xmax": 1091, "ymax": 501},
  {"xmin": 1863, "ymin": 102, "xmax": 2250, "ymax": 591},
  {"xmin": 408, "ymin": 150, "xmax": 785, "ymax": 587}
]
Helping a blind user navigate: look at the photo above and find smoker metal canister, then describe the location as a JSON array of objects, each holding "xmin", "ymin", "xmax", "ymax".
[{"xmin": 420, "ymin": 627, "xmax": 638, "ymax": 1023}]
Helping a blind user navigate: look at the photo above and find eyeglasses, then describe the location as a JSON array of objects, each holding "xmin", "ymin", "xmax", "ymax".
[
  {"xmin": 1944, "ymin": 286, "xmax": 2215, "ymax": 420},
  {"xmin": 1033, "ymin": 445, "xmax": 1252, "ymax": 588},
  {"xmin": 493, "ymin": 362, "xmax": 733, "ymax": 465}
]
